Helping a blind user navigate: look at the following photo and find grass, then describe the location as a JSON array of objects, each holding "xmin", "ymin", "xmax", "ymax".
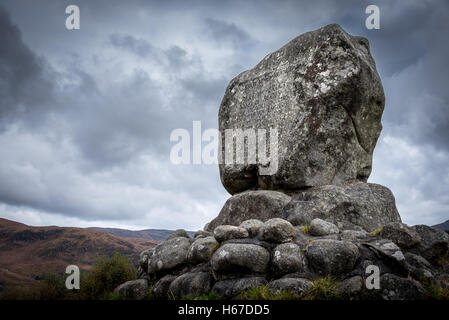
[
  {"xmin": 179, "ymin": 291, "xmax": 224, "ymax": 300},
  {"xmin": 301, "ymin": 276, "xmax": 342, "ymax": 300},
  {"xmin": 370, "ymin": 227, "xmax": 383, "ymax": 236},
  {"xmin": 298, "ymin": 224, "xmax": 310, "ymax": 235},
  {"xmin": 235, "ymin": 285, "xmax": 299, "ymax": 300},
  {"xmin": 423, "ymin": 281, "xmax": 449, "ymax": 300}
]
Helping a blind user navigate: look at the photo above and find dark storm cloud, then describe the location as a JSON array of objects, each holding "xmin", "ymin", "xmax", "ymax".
[
  {"xmin": 0, "ymin": 5, "xmax": 55, "ymax": 127},
  {"xmin": 109, "ymin": 33, "xmax": 154, "ymax": 58},
  {"xmin": 0, "ymin": 0, "xmax": 448, "ymax": 228},
  {"xmin": 204, "ymin": 18, "xmax": 257, "ymax": 49}
]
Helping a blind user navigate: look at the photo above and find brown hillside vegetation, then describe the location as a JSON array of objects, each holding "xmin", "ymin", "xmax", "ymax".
[{"xmin": 0, "ymin": 218, "xmax": 157, "ymax": 289}]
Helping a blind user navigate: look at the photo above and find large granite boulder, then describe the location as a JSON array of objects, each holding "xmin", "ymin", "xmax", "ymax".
[
  {"xmin": 205, "ymin": 190, "xmax": 291, "ymax": 232},
  {"xmin": 305, "ymin": 239, "xmax": 360, "ymax": 276},
  {"xmin": 211, "ymin": 243, "xmax": 270, "ymax": 276},
  {"xmin": 113, "ymin": 279, "xmax": 148, "ymax": 300},
  {"xmin": 219, "ymin": 24, "xmax": 385, "ymax": 194},
  {"xmin": 147, "ymin": 237, "xmax": 191, "ymax": 276},
  {"xmin": 281, "ymin": 182, "xmax": 401, "ymax": 232}
]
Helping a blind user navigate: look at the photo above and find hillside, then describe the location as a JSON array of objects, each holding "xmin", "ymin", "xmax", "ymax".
[
  {"xmin": 0, "ymin": 218, "xmax": 158, "ymax": 290},
  {"xmin": 432, "ymin": 219, "xmax": 449, "ymax": 232},
  {"xmin": 89, "ymin": 227, "xmax": 195, "ymax": 242}
]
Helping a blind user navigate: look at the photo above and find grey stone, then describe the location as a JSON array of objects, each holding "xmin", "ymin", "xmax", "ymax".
[
  {"xmin": 268, "ymin": 278, "xmax": 313, "ymax": 297},
  {"xmin": 138, "ymin": 248, "xmax": 154, "ymax": 272},
  {"xmin": 214, "ymin": 225, "xmax": 249, "ymax": 242},
  {"xmin": 309, "ymin": 218, "xmax": 339, "ymax": 236},
  {"xmin": 188, "ymin": 236, "xmax": 219, "ymax": 264},
  {"xmin": 206, "ymin": 190, "xmax": 291, "ymax": 232},
  {"xmin": 337, "ymin": 276, "xmax": 363, "ymax": 296},
  {"xmin": 113, "ymin": 279, "xmax": 148, "ymax": 300},
  {"xmin": 194, "ymin": 230, "xmax": 213, "ymax": 239},
  {"xmin": 258, "ymin": 218, "xmax": 296, "ymax": 243},
  {"xmin": 212, "ymin": 277, "xmax": 267, "ymax": 298},
  {"xmin": 363, "ymin": 239, "xmax": 406, "ymax": 264},
  {"xmin": 282, "ymin": 182, "xmax": 401, "ymax": 232},
  {"xmin": 147, "ymin": 237, "xmax": 191, "ymax": 275},
  {"xmin": 404, "ymin": 253, "xmax": 434, "ymax": 283},
  {"xmin": 271, "ymin": 243, "xmax": 305, "ymax": 276},
  {"xmin": 166, "ymin": 229, "xmax": 190, "ymax": 241},
  {"xmin": 292, "ymin": 229, "xmax": 312, "ymax": 250},
  {"xmin": 409, "ymin": 225, "xmax": 449, "ymax": 263},
  {"xmin": 380, "ymin": 273, "xmax": 426, "ymax": 300},
  {"xmin": 404, "ymin": 252, "xmax": 432, "ymax": 270},
  {"xmin": 168, "ymin": 272, "xmax": 212, "ymax": 298},
  {"xmin": 211, "ymin": 243, "xmax": 270, "ymax": 275},
  {"xmin": 380, "ymin": 222, "xmax": 421, "ymax": 249},
  {"xmin": 239, "ymin": 219, "xmax": 264, "ymax": 237},
  {"xmin": 152, "ymin": 274, "xmax": 177, "ymax": 299},
  {"xmin": 305, "ymin": 239, "xmax": 359, "ymax": 276},
  {"xmin": 218, "ymin": 24, "xmax": 385, "ymax": 194},
  {"xmin": 340, "ymin": 230, "xmax": 369, "ymax": 241},
  {"xmin": 221, "ymin": 238, "xmax": 274, "ymax": 251}
]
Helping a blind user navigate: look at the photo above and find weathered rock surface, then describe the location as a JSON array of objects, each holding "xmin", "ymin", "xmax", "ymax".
[
  {"xmin": 380, "ymin": 222, "xmax": 421, "ymax": 249},
  {"xmin": 206, "ymin": 190, "xmax": 291, "ymax": 232},
  {"xmin": 380, "ymin": 273, "xmax": 426, "ymax": 300},
  {"xmin": 168, "ymin": 272, "xmax": 212, "ymax": 297},
  {"xmin": 166, "ymin": 229, "xmax": 191, "ymax": 241},
  {"xmin": 408, "ymin": 225, "xmax": 449, "ymax": 263},
  {"xmin": 239, "ymin": 219, "xmax": 264, "ymax": 237},
  {"xmin": 340, "ymin": 230, "xmax": 369, "ymax": 241},
  {"xmin": 282, "ymin": 182, "xmax": 401, "ymax": 232},
  {"xmin": 305, "ymin": 239, "xmax": 359, "ymax": 276},
  {"xmin": 151, "ymin": 275, "xmax": 177, "ymax": 299},
  {"xmin": 337, "ymin": 276, "xmax": 363, "ymax": 296},
  {"xmin": 214, "ymin": 225, "xmax": 249, "ymax": 242},
  {"xmin": 147, "ymin": 237, "xmax": 190, "ymax": 275},
  {"xmin": 212, "ymin": 277, "xmax": 267, "ymax": 298},
  {"xmin": 268, "ymin": 278, "xmax": 313, "ymax": 296},
  {"xmin": 309, "ymin": 218, "xmax": 339, "ymax": 236},
  {"xmin": 188, "ymin": 236, "xmax": 218, "ymax": 264},
  {"xmin": 219, "ymin": 24, "xmax": 385, "ymax": 194},
  {"xmin": 258, "ymin": 218, "xmax": 296, "ymax": 243},
  {"xmin": 194, "ymin": 230, "xmax": 213, "ymax": 239},
  {"xmin": 211, "ymin": 243, "xmax": 270, "ymax": 276},
  {"xmin": 271, "ymin": 243, "xmax": 305, "ymax": 276},
  {"xmin": 113, "ymin": 279, "xmax": 148, "ymax": 300}
]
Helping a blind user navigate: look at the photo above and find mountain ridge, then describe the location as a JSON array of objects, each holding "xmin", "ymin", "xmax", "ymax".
[{"xmin": 0, "ymin": 218, "xmax": 158, "ymax": 290}]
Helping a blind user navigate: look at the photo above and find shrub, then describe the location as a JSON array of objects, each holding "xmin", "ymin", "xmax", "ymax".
[{"xmin": 79, "ymin": 252, "xmax": 136, "ymax": 300}]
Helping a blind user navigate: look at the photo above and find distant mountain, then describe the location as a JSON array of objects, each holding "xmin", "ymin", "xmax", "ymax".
[
  {"xmin": 432, "ymin": 219, "xmax": 449, "ymax": 232},
  {"xmin": 89, "ymin": 227, "xmax": 195, "ymax": 242},
  {"xmin": 0, "ymin": 218, "xmax": 158, "ymax": 289}
]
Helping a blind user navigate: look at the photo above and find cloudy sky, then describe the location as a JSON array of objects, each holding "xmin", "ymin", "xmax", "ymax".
[{"xmin": 0, "ymin": 0, "xmax": 448, "ymax": 230}]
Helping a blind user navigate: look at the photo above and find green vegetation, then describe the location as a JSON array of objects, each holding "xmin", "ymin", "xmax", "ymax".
[
  {"xmin": 298, "ymin": 224, "xmax": 310, "ymax": 235},
  {"xmin": 79, "ymin": 252, "xmax": 136, "ymax": 299},
  {"xmin": 235, "ymin": 286, "xmax": 299, "ymax": 300},
  {"xmin": 370, "ymin": 227, "xmax": 383, "ymax": 236},
  {"xmin": 177, "ymin": 291, "xmax": 224, "ymax": 300},
  {"xmin": 423, "ymin": 281, "xmax": 449, "ymax": 300},
  {"xmin": 301, "ymin": 276, "xmax": 342, "ymax": 300},
  {"xmin": 0, "ymin": 252, "xmax": 136, "ymax": 300}
]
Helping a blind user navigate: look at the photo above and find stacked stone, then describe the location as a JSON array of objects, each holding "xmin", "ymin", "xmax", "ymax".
[
  {"xmin": 117, "ymin": 219, "xmax": 449, "ymax": 300},
  {"xmin": 115, "ymin": 24, "xmax": 449, "ymax": 300}
]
